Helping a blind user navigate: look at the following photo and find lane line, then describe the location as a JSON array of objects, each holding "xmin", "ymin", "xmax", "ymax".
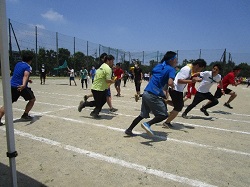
[
  {"xmin": 0, "ymin": 127, "xmax": 216, "ymax": 187},
  {"xmin": 10, "ymin": 109, "xmax": 249, "ymax": 157}
]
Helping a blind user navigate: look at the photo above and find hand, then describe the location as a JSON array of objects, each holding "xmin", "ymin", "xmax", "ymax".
[
  {"xmin": 221, "ymin": 90, "xmax": 225, "ymax": 95},
  {"xmin": 192, "ymin": 77, "xmax": 202, "ymax": 83},
  {"xmin": 17, "ymin": 85, "xmax": 25, "ymax": 92}
]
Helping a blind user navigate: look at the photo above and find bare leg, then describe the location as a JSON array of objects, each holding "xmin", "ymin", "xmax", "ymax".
[
  {"xmin": 226, "ymin": 91, "xmax": 237, "ymax": 104},
  {"xmin": 24, "ymin": 98, "xmax": 36, "ymax": 114},
  {"xmin": 165, "ymin": 110, "xmax": 179, "ymax": 123}
]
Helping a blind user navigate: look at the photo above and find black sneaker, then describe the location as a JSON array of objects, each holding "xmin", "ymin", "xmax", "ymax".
[
  {"xmin": 162, "ymin": 122, "xmax": 173, "ymax": 128},
  {"xmin": 182, "ymin": 113, "xmax": 191, "ymax": 119},
  {"xmin": 125, "ymin": 129, "xmax": 136, "ymax": 136},
  {"xmin": 90, "ymin": 111, "xmax": 101, "ymax": 119},
  {"xmin": 200, "ymin": 108, "xmax": 209, "ymax": 116},
  {"xmin": 109, "ymin": 108, "xmax": 118, "ymax": 112},
  {"xmin": 224, "ymin": 103, "xmax": 233, "ymax": 109},
  {"xmin": 84, "ymin": 95, "xmax": 88, "ymax": 102},
  {"xmin": 78, "ymin": 101, "xmax": 85, "ymax": 112},
  {"xmin": 21, "ymin": 115, "xmax": 33, "ymax": 121}
]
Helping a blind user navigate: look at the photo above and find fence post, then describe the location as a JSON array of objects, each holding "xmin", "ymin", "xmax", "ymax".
[{"xmin": 35, "ymin": 26, "xmax": 38, "ymax": 73}]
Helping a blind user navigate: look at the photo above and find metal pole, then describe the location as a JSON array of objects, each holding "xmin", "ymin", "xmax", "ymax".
[
  {"xmin": 0, "ymin": 0, "xmax": 18, "ymax": 186},
  {"xmin": 56, "ymin": 32, "xmax": 58, "ymax": 66},
  {"xmin": 35, "ymin": 26, "xmax": 38, "ymax": 73},
  {"xmin": 87, "ymin": 41, "xmax": 88, "ymax": 56},
  {"xmin": 73, "ymin": 37, "xmax": 75, "ymax": 70}
]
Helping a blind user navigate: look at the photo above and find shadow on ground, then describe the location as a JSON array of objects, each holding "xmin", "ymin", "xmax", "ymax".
[
  {"xmin": 13, "ymin": 115, "xmax": 43, "ymax": 125},
  {"xmin": 0, "ymin": 163, "xmax": 47, "ymax": 187},
  {"xmin": 210, "ymin": 110, "xmax": 232, "ymax": 115}
]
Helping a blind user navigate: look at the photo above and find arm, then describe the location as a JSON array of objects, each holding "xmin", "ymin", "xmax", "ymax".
[
  {"xmin": 218, "ymin": 80, "xmax": 225, "ymax": 95},
  {"xmin": 168, "ymin": 78, "xmax": 174, "ymax": 89},
  {"xmin": 17, "ymin": 71, "xmax": 30, "ymax": 91},
  {"xmin": 178, "ymin": 77, "xmax": 202, "ymax": 84}
]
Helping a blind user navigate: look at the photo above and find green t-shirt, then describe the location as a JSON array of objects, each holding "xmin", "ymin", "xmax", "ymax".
[
  {"xmin": 80, "ymin": 69, "xmax": 88, "ymax": 79},
  {"xmin": 91, "ymin": 63, "xmax": 112, "ymax": 91}
]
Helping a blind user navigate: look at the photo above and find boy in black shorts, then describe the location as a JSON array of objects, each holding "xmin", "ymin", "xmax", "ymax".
[{"xmin": 0, "ymin": 51, "xmax": 36, "ymax": 125}]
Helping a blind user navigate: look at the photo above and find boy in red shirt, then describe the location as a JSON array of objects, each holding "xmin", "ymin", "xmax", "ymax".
[
  {"xmin": 113, "ymin": 63, "xmax": 124, "ymax": 96},
  {"xmin": 211, "ymin": 66, "xmax": 241, "ymax": 109}
]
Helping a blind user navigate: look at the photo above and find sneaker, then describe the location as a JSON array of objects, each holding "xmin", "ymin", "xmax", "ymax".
[
  {"xmin": 162, "ymin": 122, "xmax": 173, "ymax": 128},
  {"xmin": 90, "ymin": 111, "xmax": 101, "ymax": 119},
  {"xmin": 141, "ymin": 122, "xmax": 154, "ymax": 136},
  {"xmin": 109, "ymin": 108, "xmax": 118, "ymax": 112},
  {"xmin": 200, "ymin": 107, "xmax": 209, "ymax": 116},
  {"xmin": 125, "ymin": 129, "xmax": 136, "ymax": 136},
  {"xmin": 224, "ymin": 102, "xmax": 233, "ymax": 109},
  {"xmin": 21, "ymin": 115, "xmax": 33, "ymax": 121},
  {"xmin": 84, "ymin": 95, "xmax": 88, "ymax": 102},
  {"xmin": 78, "ymin": 101, "xmax": 85, "ymax": 112},
  {"xmin": 182, "ymin": 113, "xmax": 191, "ymax": 119},
  {"xmin": 135, "ymin": 94, "xmax": 139, "ymax": 102}
]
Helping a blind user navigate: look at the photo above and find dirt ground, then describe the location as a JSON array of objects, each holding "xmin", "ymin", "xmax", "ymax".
[{"xmin": 0, "ymin": 77, "xmax": 250, "ymax": 187}]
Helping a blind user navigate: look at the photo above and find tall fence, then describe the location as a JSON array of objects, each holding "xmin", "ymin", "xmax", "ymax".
[{"xmin": 8, "ymin": 19, "xmax": 250, "ymax": 72}]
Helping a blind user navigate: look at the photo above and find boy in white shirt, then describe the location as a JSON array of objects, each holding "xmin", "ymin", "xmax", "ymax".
[{"xmin": 182, "ymin": 64, "xmax": 224, "ymax": 118}]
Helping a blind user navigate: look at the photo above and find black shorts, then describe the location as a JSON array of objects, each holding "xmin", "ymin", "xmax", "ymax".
[
  {"xmin": 214, "ymin": 87, "xmax": 232, "ymax": 98},
  {"xmin": 11, "ymin": 87, "xmax": 35, "ymax": 102},
  {"xmin": 169, "ymin": 88, "xmax": 184, "ymax": 112},
  {"xmin": 115, "ymin": 79, "xmax": 121, "ymax": 87}
]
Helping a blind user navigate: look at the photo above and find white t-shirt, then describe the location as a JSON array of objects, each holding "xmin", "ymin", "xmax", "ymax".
[
  {"xmin": 198, "ymin": 71, "xmax": 221, "ymax": 93},
  {"xmin": 70, "ymin": 69, "xmax": 75, "ymax": 77},
  {"xmin": 174, "ymin": 65, "xmax": 192, "ymax": 92}
]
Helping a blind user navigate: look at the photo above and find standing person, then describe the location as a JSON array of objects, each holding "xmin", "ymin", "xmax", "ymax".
[
  {"xmin": 205, "ymin": 66, "xmax": 241, "ymax": 109},
  {"xmin": 134, "ymin": 63, "xmax": 143, "ymax": 102},
  {"xmin": 89, "ymin": 66, "xmax": 96, "ymax": 83},
  {"xmin": 78, "ymin": 55, "xmax": 115, "ymax": 118},
  {"xmin": 182, "ymin": 64, "xmax": 223, "ymax": 118},
  {"xmin": 68, "ymin": 66, "xmax": 77, "ymax": 86},
  {"xmin": 40, "ymin": 64, "xmax": 46, "ymax": 85},
  {"xmin": 163, "ymin": 59, "xmax": 206, "ymax": 128},
  {"xmin": 113, "ymin": 63, "xmax": 124, "ymax": 96},
  {"xmin": 0, "ymin": 51, "xmax": 36, "ymax": 125},
  {"xmin": 123, "ymin": 70, "xmax": 129, "ymax": 87},
  {"xmin": 125, "ymin": 51, "xmax": 177, "ymax": 136},
  {"xmin": 79, "ymin": 66, "xmax": 88, "ymax": 89}
]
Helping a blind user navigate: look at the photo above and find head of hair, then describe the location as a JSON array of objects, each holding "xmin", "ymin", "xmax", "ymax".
[
  {"xmin": 213, "ymin": 63, "xmax": 222, "ymax": 71},
  {"xmin": 100, "ymin": 53, "xmax": 107, "ymax": 59},
  {"xmin": 104, "ymin": 55, "xmax": 115, "ymax": 62},
  {"xmin": 160, "ymin": 51, "xmax": 177, "ymax": 63},
  {"xmin": 192, "ymin": 59, "xmax": 207, "ymax": 68},
  {"xmin": 21, "ymin": 50, "xmax": 33, "ymax": 62},
  {"xmin": 116, "ymin": 63, "xmax": 121, "ymax": 66}
]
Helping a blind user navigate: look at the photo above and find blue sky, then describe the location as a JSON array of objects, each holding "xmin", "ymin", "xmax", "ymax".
[{"xmin": 5, "ymin": 0, "xmax": 250, "ymax": 62}]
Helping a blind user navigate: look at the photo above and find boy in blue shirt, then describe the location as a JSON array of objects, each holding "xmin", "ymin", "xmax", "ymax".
[
  {"xmin": 0, "ymin": 51, "xmax": 36, "ymax": 125},
  {"xmin": 125, "ymin": 51, "xmax": 177, "ymax": 136}
]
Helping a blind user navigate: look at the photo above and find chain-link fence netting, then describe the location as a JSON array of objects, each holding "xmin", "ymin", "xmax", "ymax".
[{"xmin": 8, "ymin": 19, "xmax": 250, "ymax": 69}]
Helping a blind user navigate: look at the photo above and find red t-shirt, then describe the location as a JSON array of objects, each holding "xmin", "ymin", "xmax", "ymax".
[
  {"xmin": 114, "ymin": 68, "xmax": 124, "ymax": 79},
  {"xmin": 218, "ymin": 72, "xmax": 235, "ymax": 89}
]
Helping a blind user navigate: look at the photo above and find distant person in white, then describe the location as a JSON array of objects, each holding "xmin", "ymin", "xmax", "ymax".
[{"xmin": 68, "ymin": 66, "xmax": 77, "ymax": 86}]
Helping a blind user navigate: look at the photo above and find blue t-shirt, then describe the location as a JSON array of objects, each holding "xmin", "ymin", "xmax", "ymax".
[
  {"xmin": 11, "ymin": 61, "xmax": 31, "ymax": 87},
  {"xmin": 90, "ymin": 69, "xmax": 96, "ymax": 79},
  {"xmin": 144, "ymin": 62, "xmax": 176, "ymax": 97}
]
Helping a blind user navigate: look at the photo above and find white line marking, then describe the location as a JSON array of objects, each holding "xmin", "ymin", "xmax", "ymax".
[
  {"xmin": 0, "ymin": 127, "xmax": 216, "ymax": 187},
  {"xmin": 26, "ymin": 112, "xmax": 250, "ymax": 157}
]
